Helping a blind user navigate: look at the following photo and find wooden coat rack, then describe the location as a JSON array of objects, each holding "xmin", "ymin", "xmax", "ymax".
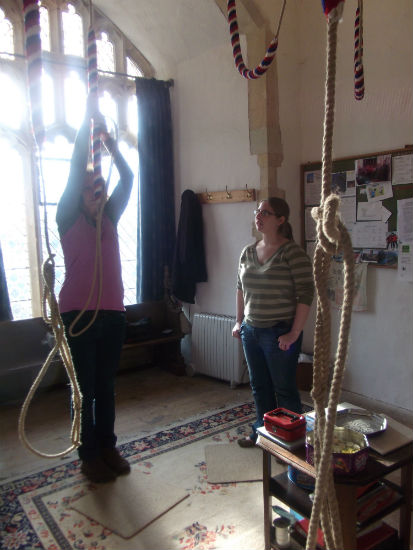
[{"xmin": 197, "ymin": 186, "xmax": 256, "ymax": 204}]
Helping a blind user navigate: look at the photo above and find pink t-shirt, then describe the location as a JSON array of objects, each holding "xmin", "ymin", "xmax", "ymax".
[{"xmin": 58, "ymin": 213, "xmax": 124, "ymax": 313}]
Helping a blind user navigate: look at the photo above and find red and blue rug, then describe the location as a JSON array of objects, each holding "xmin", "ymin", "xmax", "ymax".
[{"xmin": 2, "ymin": 402, "xmax": 263, "ymax": 550}]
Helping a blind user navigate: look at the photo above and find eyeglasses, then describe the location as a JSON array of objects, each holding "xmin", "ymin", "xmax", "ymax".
[{"xmin": 254, "ymin": 209, "xmax": 276, "ymax": 218}]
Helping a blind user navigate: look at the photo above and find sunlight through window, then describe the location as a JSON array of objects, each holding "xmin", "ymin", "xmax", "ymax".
[
  {"xmin": 127, "ymin": 94, "xmax": 138, "ymax": 136},
  {"xmin": 0, "ymin": 139, "xmax": 32, "ymax": 319},
  {"xmin": 0, "ymin": 1, "xmax": 143, "ymax": 316},
  {"xmin": 65, "ymin": 71, "xmax": 87, "ymax": 129},
  {"xmin": 39, "ymin": 6, "xmax": 51, "ymax": 51},
  {"xmin": 116, "ymin": 142, "xmax": 138, "ymax": 305},
  {"xmin": 0, "ymin": 8, "xmax": 14, "ymax": 60},
  {"xmin": 97, "ymin": 32, "xmax": 115, "ymax": 74},
  {"xmin": 41, "ymin": 136, "xmax": 73, "ymax": 204},
  {"xmin": 62, "ymin": 4, "xmax": 84, "ymax": 57},
  {"xmin": 41, "ymin": 71, "xmax": 55, "ymax": 126},
  {"xmin": 99, "ymin": 91, "xmax": 118, "ymax": 127},
  {"xmin": 0, "ymin": 73, "xmax": 23, "ymax": 129},
  {"xmin": 126, "ymin": 57, "xmax": 143, "ymax": 79}
]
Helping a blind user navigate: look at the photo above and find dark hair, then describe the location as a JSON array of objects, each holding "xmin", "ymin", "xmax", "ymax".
[{"xmin": 261, "ymin": 197, "xmax": 293, "ymax": 240}]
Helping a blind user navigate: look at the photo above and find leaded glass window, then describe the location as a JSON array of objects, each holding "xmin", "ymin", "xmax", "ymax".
[
  {"xmin": 0, "ymin": 0, "xmax": 148, "ymax": 319},
  {"xmin": 39, "ymin": 6, "xmax": 51, "ymax": 52},
  {"xmin": 0, "ymin": 7, "xmax": 13, "ymax": 60},
  {"xmin": 96, "ymin": 32, "xmax": 115, "ymax": 74},
  {"xmin": 127, "ymin": 57, "xmax": 143, "ymax": 79},
  {"xmin": 62, "ymin": 3, "xmax": 84, "ymax": 57}
]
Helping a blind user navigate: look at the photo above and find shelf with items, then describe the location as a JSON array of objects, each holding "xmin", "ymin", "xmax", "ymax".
[
  {"xmin": 256, "ymin": 425, "xmax": 413, "ymax": 550},
  {"xmin": 269, "ymin": 472, "xmax": 404, "ymax": 548},
  {"xmin": 288, "ymin": 520, "xmax": 399, "ymax": 550}
]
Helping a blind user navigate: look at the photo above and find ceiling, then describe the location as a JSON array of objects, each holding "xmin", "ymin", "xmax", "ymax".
[{"xmin": 92, "ymin": 0, "xmax": 230, "ymax": 76}]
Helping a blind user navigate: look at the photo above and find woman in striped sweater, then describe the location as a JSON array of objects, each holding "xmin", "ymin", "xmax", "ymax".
[{"xmin": 232, "ymin": 198, "xmax": 314, "ymax": 447}]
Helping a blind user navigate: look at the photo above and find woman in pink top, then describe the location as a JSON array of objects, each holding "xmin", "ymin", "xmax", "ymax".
[{"xmin": 57, "ymin": 100, "xmax": 133, "ymax": 483}]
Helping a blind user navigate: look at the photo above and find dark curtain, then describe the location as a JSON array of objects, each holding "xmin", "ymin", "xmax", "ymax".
[
  {"xmin": 136, "ymin": 78, "xmax": 176, "ymax": 302},
  {"xmin": 0, "ymin": 241, "xmax": 12, "ymax": 321}
]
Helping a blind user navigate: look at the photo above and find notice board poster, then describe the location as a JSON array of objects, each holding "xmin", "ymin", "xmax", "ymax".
[{"xmin": 301, "ymin": 147, "xmax": 413, "ymax": 268}]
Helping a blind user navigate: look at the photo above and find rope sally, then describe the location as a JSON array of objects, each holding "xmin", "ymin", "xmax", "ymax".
[
  {"xmin": 227, "ymin": 0, "xmax": 286, "ymax": 80},
  {"xmin": 87, "ymin": 24, "xmax": 104, "ymax": 198},
  {"xmin": 23, "ymin": 0, "xmax": 44, "ymax": 145},
  {"xmin": 354, "ymin": 0, "xmax": 364, "ymax": 100},
  {"xmin": 19, "ymin": 0, "xmax": 82, "ymax": 458},
  {"xmin": 306, "ymin": 2, "xmax": 355, "ymax": 549},
  {"xmin": 67, "ymin": 4, "xmax": 113, "ymax": 338}
]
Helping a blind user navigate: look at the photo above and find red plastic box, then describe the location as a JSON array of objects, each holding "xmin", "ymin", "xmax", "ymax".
[{"xmin": 263, "ymin": 408, "xmax": 306, "ymax": 441}]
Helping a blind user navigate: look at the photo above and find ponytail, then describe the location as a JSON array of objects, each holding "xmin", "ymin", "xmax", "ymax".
[{"xmin": 280, "ymin": 221, "xmax": 293, "ymax": 240}]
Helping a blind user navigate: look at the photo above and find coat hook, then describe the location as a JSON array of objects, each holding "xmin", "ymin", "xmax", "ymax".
[
  {"xmin": 226, "ymin": 186, "xmax": 232, "ymax": 199},
  {"xmin": 245, "ymin": 184, "xmax": 252, "ymax": 199},
  {"xmin": 206, "ymin": 188, "xmax": 212, "ymax": 200}
]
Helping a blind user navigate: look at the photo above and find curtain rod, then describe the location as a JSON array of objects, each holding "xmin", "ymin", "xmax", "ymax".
[{"xmin": 0, "ymin": 51, "xmax": 173, "ymax": 85}]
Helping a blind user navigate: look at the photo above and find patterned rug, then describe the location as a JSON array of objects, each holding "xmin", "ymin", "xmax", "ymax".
[{"xmin": 1, "ymin": 402, "xmax": 272, "ymax": 550}]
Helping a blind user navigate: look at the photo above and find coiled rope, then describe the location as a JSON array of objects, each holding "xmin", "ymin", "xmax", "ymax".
[
  {"xmin": 18, "ymin": 0, "xmax": 82, "ymax": 458},
  {"xmin": 306, "ymin": 2, "xmax": 355, "ymax": 549},
  {"xmin": 227, "ymin": 0, "xmax": 286, "ymax": 80}
]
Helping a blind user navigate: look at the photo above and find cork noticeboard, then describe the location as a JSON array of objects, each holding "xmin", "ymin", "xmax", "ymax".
[{"xmin": 301, "ymin": 146, "xmax": 413, "ymax": 268}]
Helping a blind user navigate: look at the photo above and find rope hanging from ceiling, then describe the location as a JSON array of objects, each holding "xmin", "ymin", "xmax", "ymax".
[
  {"xmin": 227, "ymin": 0, "xmax": 286, "ymax": 80},
  {"xmin": 66, "ymin": 1, "xmax": 113, "ymax": 338},
  {"xmin": 19, "ymin": 0, "xmax": 82, "ymax": 459},
  {"xmin": 306, "ymin": 1, "xmax": 356, "ymax": 548},
  {"xmin": 354, "ymin": 0, "xmax": 364, "ymax": 100},
  {"xmin": 86, "ymin": 21, "xmax": 104, "ymax": 198}
]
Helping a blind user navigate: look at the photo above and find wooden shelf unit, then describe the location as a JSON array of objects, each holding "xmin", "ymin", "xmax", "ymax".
[{"xmin": 256, "ymin": 426, "xmax": 413, "ymax": 550}]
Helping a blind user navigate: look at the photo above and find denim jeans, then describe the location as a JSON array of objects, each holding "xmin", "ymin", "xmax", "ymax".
[
  {"xmin": 61, "ymin": 310, "xmax": 126, "ymax": 460},
  {"xmin": 240, "ymin": 321, "xmax": 303, "ymax": 441}
]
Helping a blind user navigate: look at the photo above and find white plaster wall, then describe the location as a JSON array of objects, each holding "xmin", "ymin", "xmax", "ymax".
[
  {"xmin": 292, "ymin": 0, "xmax": 413, "ymax": 412},
  {"xmin": 173, "ymin": 39, "xmax": 260, "ymax": 318},
  {"xmin": 171, "ymin": 0, "xmax": 412, "ymax": 415}
]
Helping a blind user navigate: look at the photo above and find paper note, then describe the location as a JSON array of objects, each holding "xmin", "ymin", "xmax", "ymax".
[
  {"xmin": 357, "ymin": 201, "xmax": 382, "ymax": 221},
  {"xmin": 339, "ymin": 196, "xmax": 356, "ymax": 228},
  {"xmin": 304, "ymin": 170, "xmax": 322, "ymax": 205},
  {"xmin": 392, "ymin": 154, "xmax": 413, "ymax": 185},
  {"xmin": 398, "ymin": 243, "xmax": 413, "ymax": 282},
  {"xmin": 397, "ymin": 197, "xmax": 413, "ymax": 243},
  {"xmin": 352, "ymin": 221, "xmax": 388, "ymax": 249}
]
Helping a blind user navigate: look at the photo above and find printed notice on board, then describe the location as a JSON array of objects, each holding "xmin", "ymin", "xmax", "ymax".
[
  {"xmin": 392, "ymin": 154, "xmax": 413, "ymax": 185},
  {"xmin": 304, "ymin": 170, "xmax": 322, "ymax": 205},
  {"xmin": 352, "ymin": 221, "xmax": 388, "ymax": 249},
  {"xmin": 397, "ymin": 197, "xmax": 413, "ymax": 243},
  {"xmin": 398, "ymin": 243, "xmax": 413, "ymax": 282}
]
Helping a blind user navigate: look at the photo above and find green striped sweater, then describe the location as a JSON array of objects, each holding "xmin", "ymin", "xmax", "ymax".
[{"xmin": 237, "ymin": 241, "xmax": 314, "ymax": 327}]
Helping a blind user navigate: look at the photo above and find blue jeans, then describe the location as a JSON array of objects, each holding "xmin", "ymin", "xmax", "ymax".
[
  {"xmin": 62, "ymin": 310, "xmax": 126, "ymax": 460},
  {"xmin": 240, "ymin": 321, "xmax": 303, "ymax": 441}
]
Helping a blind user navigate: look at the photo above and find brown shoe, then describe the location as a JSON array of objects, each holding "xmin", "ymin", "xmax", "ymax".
[
  {"xmin": 81, "ymin": 456, "xmax": 117, "ymax": 483},
  {"xmin": 237, "ymin": 437, "xmax": 256, "ymax": 448},
  {"xmin": 101, "ymin": 447, "xmax": 131, "ymax": 475}
]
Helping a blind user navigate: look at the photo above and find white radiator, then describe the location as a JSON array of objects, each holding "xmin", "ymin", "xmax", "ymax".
[{"xmin": 191, "ymin": 313, "xmax": 249, "ymax": 387}]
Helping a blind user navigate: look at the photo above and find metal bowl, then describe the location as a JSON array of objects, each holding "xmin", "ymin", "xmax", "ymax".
[
  {"xmin": 335, "ymin": 408, "xmax": 387, "ymax": 436},
  {"xmin": 306, "ymin": 427, "xmax": 369, "ymax": 475}
]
